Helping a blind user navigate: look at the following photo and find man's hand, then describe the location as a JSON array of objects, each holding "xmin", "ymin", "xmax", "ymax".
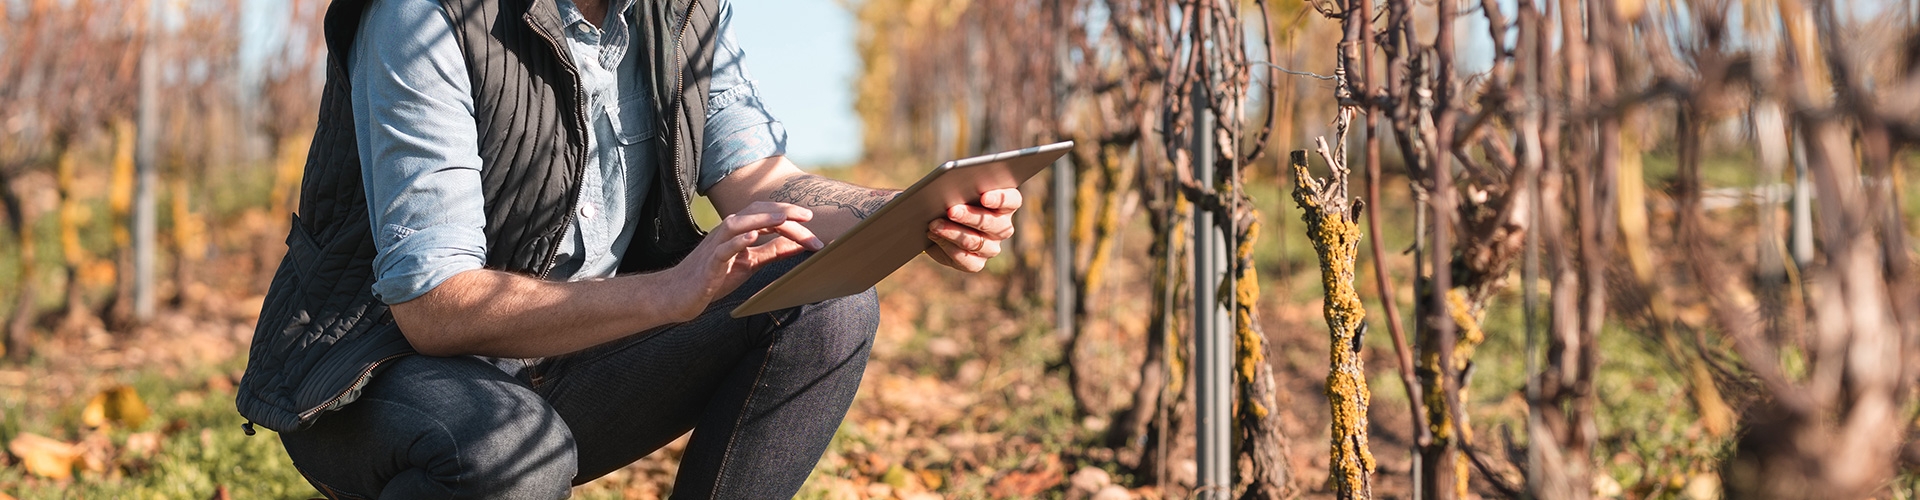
[
  {"xmin": 926, "ymin": 188, "xmax": 1022, "ymax": 272},
  {"xmin": 707, "ymin": 156, "xmax": 1023, "ymax": 273},
  {"xmin": 387, "ymin": 201, "xmax": 820, "ymax": 358},
  {"xmin": 664, "ymin": 201, "xmax": 824, "ymax": 321}
]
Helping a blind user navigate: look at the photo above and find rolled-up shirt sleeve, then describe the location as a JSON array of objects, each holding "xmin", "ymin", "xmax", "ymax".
[
  {"xmin": 698, "ymin": 1, "xmax": 789, "ymax": 193},
  {"xmin": 350, "ymin": 0, "xmax": 488, "ymax": 304}
]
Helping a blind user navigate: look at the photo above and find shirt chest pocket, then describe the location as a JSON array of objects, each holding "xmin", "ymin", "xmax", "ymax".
[{"xmin": 608, "ymin": 91, "xmax": 657, "ymax": 146}]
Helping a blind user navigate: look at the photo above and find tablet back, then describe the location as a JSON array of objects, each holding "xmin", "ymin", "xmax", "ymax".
[{"xmin": 731, "ymin": 141, "xmax": 1073, "ymax": 317}]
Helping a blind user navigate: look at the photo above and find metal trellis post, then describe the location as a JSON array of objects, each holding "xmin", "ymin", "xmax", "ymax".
[{"xmin": 1192, "ymin": 76, "xmax": 1232, "ymax": 500}]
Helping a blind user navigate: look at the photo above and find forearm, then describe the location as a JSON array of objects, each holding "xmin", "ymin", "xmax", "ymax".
[
  {"xmin": 390, "ymin": 268, "xmax": 691, "ymax": 358},
  {"xmin": 766, "ymin": 173, "xmax": 898, "ymax": 241},
  {"xmin": 710, "ymin": 156, "xmax": 897, "ymax": 242}
]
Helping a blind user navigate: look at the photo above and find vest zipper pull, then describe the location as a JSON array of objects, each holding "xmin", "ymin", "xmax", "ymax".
[{"xmin": 241, "ymin": 421, "xmax": 257, "ymax": 436}]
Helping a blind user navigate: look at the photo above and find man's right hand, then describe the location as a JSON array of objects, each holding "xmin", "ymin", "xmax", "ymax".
[
  {"xmin": 661, "ymin": 201, "xmax": 824, "ymax": 321},
  {"xmin": 390, "ymin": 201, "xmax": 822, "ymax": 358}
]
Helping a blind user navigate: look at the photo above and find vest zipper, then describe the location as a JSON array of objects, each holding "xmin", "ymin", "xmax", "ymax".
[
  {"xmin": 668, "ymin": 2, "xmax": 697, "ymax": 233},
  {"xmin": 296, "ymin": 351, "xmax": 411, "ymax": 424},
  {"xmin": 529, "ymin": 12, "xmax": 592, "ymax": 279}
]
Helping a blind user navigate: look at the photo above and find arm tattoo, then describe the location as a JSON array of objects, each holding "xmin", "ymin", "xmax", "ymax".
[{"xmin": 769, "ymin": 174, "xmax": 898, "ymax": 219}]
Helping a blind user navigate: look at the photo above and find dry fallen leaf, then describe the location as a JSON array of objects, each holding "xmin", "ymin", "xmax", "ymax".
[
  {"xmin": 8, "ymin": 432, "xmax": 80, "ymax": 480},
  {"xmin": 986, "ymin": 454, "xmax": 1064, "ymax": 498},
  {"xmin": 81, "ymin": 385, "xmax": 150, "ymax": 429},
  {"xmin": 917, "ymin": 469, "xmax": 944, "ymax": 491}
]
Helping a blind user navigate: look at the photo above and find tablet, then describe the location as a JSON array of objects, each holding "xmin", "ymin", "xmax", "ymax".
[{"xmin": 730, "ymin": 141, "xmax": 1074, "ymax": 317}]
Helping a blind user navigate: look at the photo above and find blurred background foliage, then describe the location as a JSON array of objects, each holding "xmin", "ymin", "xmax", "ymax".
[{"xmin": 3, "ymin": 0, "xmax": 1920, "ymax": 499}]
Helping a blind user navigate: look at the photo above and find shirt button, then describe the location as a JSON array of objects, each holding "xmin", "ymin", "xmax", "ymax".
[{"xmin": 581, "ymin": 204, "xmax": 598, "ymax": 220}]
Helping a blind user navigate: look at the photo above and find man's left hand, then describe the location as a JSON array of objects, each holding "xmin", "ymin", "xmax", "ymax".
[{"xmin": 927, "ymin": 188, "xmax": 1022, "ymax": 272}]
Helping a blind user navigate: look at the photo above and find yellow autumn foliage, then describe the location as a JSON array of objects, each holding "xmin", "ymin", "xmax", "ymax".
[
  {"xmin": 80, "ymin": 385, "xmax": 151, "ymax": 430},
  {"xmin": 8, "ymin": 432, "xmax": 79, "ymax": 480}
]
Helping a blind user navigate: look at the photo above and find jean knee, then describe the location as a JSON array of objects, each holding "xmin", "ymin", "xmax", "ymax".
[
  {"xmin": 802, "ymin": 288, "xmax": 879, "ymax": 355},
  {"xmin": 286, "ymin": 355, "xmax": 579, "ymax": 499},
  {"xmin": 424, "ymin": 381, "xmax": 577, "ymax": 497}
]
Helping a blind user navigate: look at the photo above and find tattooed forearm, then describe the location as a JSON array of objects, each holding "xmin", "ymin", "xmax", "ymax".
[{"xmin": 769, "ymin": 174, "xmax": 898, "ymax": 219}]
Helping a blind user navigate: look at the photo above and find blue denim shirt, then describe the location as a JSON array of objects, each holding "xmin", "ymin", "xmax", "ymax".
[{"xmin": 349, "ymin": 0, "xmax": 787, "ymax": 304}]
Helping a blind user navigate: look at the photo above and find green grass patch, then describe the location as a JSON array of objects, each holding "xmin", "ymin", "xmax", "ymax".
[{"xmin": 1, "ymin": 358, "xmax": 317, "ymax": 499}]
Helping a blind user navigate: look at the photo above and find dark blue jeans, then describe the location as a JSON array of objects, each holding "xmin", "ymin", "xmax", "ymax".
[{"xmin": 280, "ymin": 259, "xmax": 879, "ymax": 499}]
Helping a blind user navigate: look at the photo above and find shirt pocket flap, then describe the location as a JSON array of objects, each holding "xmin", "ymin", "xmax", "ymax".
[{"xmin": 613, "ymin": 92, "xmax": 657, "ymax": 146}]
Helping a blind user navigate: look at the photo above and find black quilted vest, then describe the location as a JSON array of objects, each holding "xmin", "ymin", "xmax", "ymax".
[{"xmin": 235, "ymin": 0, "xmax": 720, "ymax": 433}]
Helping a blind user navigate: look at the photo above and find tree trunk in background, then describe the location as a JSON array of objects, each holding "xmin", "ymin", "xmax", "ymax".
[
  {"xmin": 107, "ymin": 118, "xmax": 138, "ymax": 329},
  {"xmin": 54, "ymin": 130, "xmax": 101, "ymax": 337},
  {"xmin": 1710, "ymin": 110, "xmax": 1915, "ymax": 499},
  {"xmin": 169, "ymin": 178, "xmax": 203, "ymax": 308},
  {"xmin": 1111, "ymin": 175, "xmax": 1180, "ymax": 455},
  {"xmin": 1143, "ymin": 330, "xmax": 1198, "ymax": 496},
  {"xmin": 132, "ymin": 0, "xmax": 160, "ymax": 322},
  {"xmin": 1233, "ymin": 218, "xmax": 1292, "ymax": 500},
  {"xmin": 1, "ymin": 166, "xmax": 36, "ymax": 362},
  {"xmin": 1066, "ymin": 142, "xmax": 1138, "ymax": 420}
]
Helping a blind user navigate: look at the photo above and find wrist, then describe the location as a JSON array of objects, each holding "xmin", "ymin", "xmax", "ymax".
[{"xmin": 650, "ymin": 264, "xmax": 705, "ymax": 324}]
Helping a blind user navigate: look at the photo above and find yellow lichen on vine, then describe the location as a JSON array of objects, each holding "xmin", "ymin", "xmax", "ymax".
[
  {"xmin": 1082, "ymin": 145, "xmax": 1134, "ymax": 294},
  {"xmin": 1292, "ymin": 156, "xmax": 1374, "ymax": 499},
  {"xmin": 1235, "ymin": 219, "xmax": 1267, "ymax": 418},
  {"xmin": 1447, "ymin": 290, "xmax": 1484, "ymax": 497},
  {"xmin": 1420, "ymin": 288, "xmax": 1489, "ymax": 500},
  {"xmin": 1446, "ymin": 289, "xmax": 1485, "ymax": 370}
]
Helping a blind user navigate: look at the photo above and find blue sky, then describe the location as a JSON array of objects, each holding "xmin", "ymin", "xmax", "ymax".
[{"xmin": 730, "ymin": 0, "xmax": 863, "ymax": 166}]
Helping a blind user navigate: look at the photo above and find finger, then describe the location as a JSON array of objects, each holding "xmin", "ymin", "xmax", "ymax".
[
  {"xmin": 766, "ymin": 219, "xmax": 824, "ymax": 251},
  {"xmin": 749, "ymin": 220, "xmax": 823, "ymax": 250},
  {"xmin": 739, "ymin": 201, "xmax": 816, "ymax": 222},
  {"xmin": 747, "ymin": 220, "xmax": 822, "ymax": 250},
  {"xmin": 928, "ymin": 234, "xmax": 986, "ymax": 272},
  {"xmin": 973, "ymin": 237, "xmax": 1002, "ymax": 259},
  {"xmin": 746, "ymin": 236, "xmax": 808, "ymax": 265},
  {"xmin": 717, "ymin": 212, "xmax": 785, "ymax": 238},
  {"xmin": 718, "ymin": 211, "xmax": 820, "ymax": 249},
  {"xmin": 726, "ymin": 206, "xmax": 822, "ymax": 250},
  {"xmin": 980, "ymin": 188, "xmax": 1023, "ymax": 212},
  {"xmin": 720, "ymin": 205, "xmax": 813, "ymax": 236},
  {"xmin": 929, "ymin": 219, "xmax": 989, "ymax": 252},
  {"xmin": 946, "ymin": 205, "xmax": 1016, "ymax": 240},
  {"xmin": 714, "ymin": 229, "xmax": 762, "ymax": 262}
]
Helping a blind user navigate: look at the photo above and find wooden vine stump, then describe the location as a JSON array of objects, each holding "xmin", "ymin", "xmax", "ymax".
[{"xmin": 1291, "ymin": 148, "xmax": 1373, "ymax": 499}]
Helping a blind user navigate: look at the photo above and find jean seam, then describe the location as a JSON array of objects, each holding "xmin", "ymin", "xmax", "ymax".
[{"xmin": 708, "ymin": 323, "xmax": 783, "ymax": 499}]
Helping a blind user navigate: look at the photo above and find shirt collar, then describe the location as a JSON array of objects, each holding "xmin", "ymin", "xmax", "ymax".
[{"xmin": 553, "ymin": 0, "xmax": 639, "ymax": 32}]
